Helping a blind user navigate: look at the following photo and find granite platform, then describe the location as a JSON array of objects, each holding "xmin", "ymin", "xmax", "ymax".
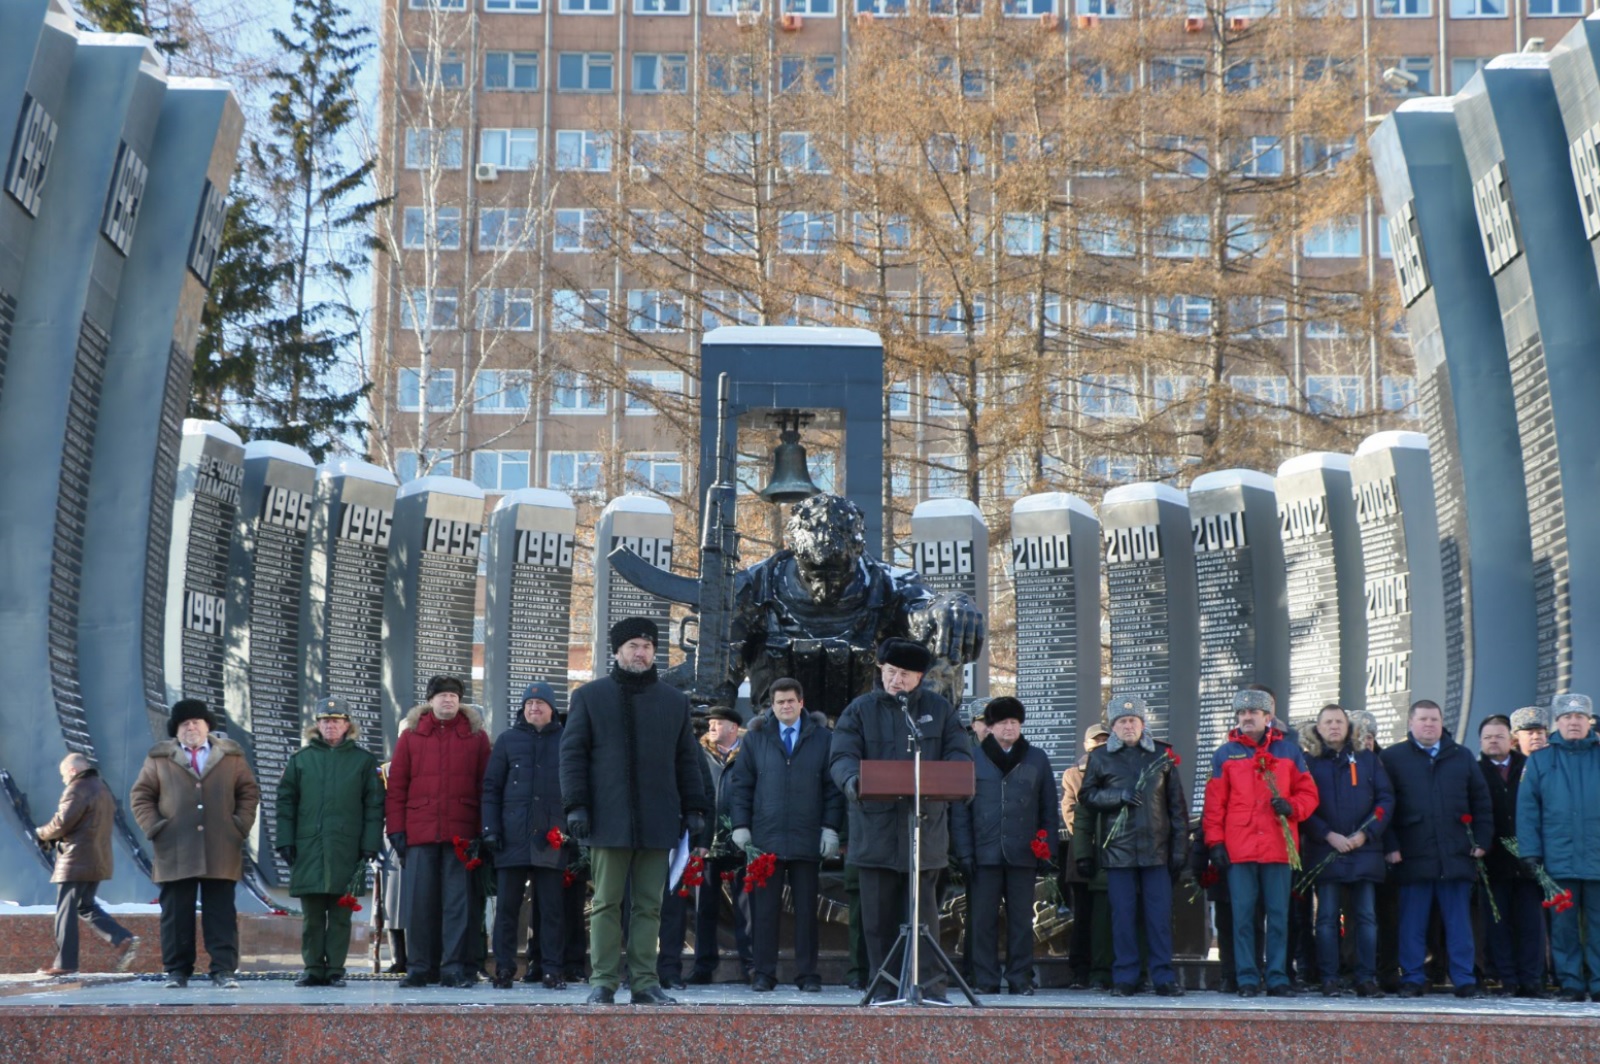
[{"xmin": 2, "ymin": 975, "xmax": 1598, "ymax": 1063}]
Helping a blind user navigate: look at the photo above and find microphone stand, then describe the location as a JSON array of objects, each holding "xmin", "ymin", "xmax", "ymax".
[{"xmin": 863, "ymin": 691, "xmax": 979, "ymax": 1008}]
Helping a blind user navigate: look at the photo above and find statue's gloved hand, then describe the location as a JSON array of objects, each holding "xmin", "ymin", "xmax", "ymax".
[{"xmin": 906, "ymin": 592, "xmax": 986, "ymax": 666}]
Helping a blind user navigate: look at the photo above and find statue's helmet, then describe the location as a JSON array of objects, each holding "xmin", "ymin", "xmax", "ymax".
[{"xmin": 786, "ymin": 493, "xmax": 866, "ymax": 567}]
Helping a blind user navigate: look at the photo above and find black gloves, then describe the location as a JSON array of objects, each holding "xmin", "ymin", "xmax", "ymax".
[
  {"xmin": 1520, "ymin": 856, "xmax": 1543, "ymax": 878},
  {"xmin": 1076, "ymin": 857, "xmax": 1096, "ymax": 880},
  {"xmin": 1270, "ymin": 797, "xmax": 1294, "ymax": 818},
  {"xmin": 1169, "ymin": 852, "xmax": 1187, "ymax": 878},
  {"xmin": 276, "ymin": 845, "xmax": 297, "ymax": 867},
  {"xmin": 567, "ymin": 809, "xmax": 591, "ymax": 841},
  {"xmin": 1209, "ymin": 844, "xmax": 1230, "ymax": 873},
  {"xmin": 1119, "ymin": 789, "xmax": 1143, "ymax": 809},
  {"xmin": 387, "ymin": 833, "xmax": 407, "ymax": 866},
  {"xmin": 959, "ymin": 859, "xmax": 977, "ymax": 884},
  {"xmin": 684, "ymin": 812, "xmax": 707, "ymax": 840},
  {"xmin": 482, "ymin": 833, "xmax": 502, "ymax": 854}
]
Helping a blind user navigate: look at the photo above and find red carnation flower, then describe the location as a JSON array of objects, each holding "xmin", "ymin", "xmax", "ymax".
[
  {"xmin": 1200, "ymin": 867, "xmax": 1219, "ymax": 888},
  {"xmin": 1460, "ymin": 814, "xmax": 1473, "ymax": 825},
  {"xmin": 1168, "ymin": 751, "xmax": 1182, "ymax": 767},
  {"xmin": 1373, "ymin": 807, "xmax": 1385, "ymax": 821},
  {"xmin": 546, "ymin": 827, "xmax": 566, "ymax": 849},
  {"xmin": 563, "ymin": 868, "xmax": 578, "ymax": 889},
  {"xmin": 337, "ymin": 893, "xmax": 363, "ymax": 912}
]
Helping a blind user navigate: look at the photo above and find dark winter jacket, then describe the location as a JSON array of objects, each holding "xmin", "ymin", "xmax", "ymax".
[
  {"xmin": 1078, "ymin": 733, "xmax": 1185, "ymax": 870},
  {"xmin": 560, "ymin": 664, "xmax": 710, "ymax": 850},
  {"xmin": 1379, "ymin": 732, "xmax": 1492, "ymax": 883},
  {"xmin": 1480, "ymin": 749, "xmax": 1529, "ymax": 881},
  {"xmin": 1058, "ymin": 757, "xmax": 1089, "ymax": 884},
  {"xmin": 482, "ymin": 717, "xmax": 567, "ymax": 869},
  {"xmin": 1517, "ymin": 729, "xmax": 1600, "ymax": 881},
  {"xmin": 952, "ymin": 735, "xmax": 1061, "ymax": 868},
  {"xmin": 703, "ymin": 735, "xmax": 741, "ymax": 824},
  {"xmin": 727, "ymin": 710, "xmax": 844, "ymax": 863},
  {"xmin": 130, "ymin": 736, "xmax": 260, "ymax": 883},
  {"xmin": 830, "ymin": 684, "xmax": 971, "ymax": 872},
  {"xmin": 37, "ymin": 769, "xmax": 115, "ymax": 884},
  {"xmin": 1202, "ymin": 725, "xmax": 1319, "ymax": 865},
  {"xmin": 276, "ymin": 722, "xmax": 384, "ymax": 897},
  {"xmin": 1298, "ymin": 722, "xmax": 1393, "ymax": 884},
  {"xmin": 385, "ymin": 704, "xmax": 492, "ymax": 847}
]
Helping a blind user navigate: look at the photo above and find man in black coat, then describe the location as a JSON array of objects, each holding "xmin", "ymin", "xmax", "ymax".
[
  {"xmin": 1380, "ymin": 699, "xmax": 1492, "ymax": 999},
  {"xmin": 950, "ymin": 696, "xmax": 1059, "ymax": 996},
  {"xmin": 560, "ymin": 618, "xmax": 710, "ymax": 1005},
  {"xmin": 728, "ymin": 678, "xmax": 844, "ymax": 992},
  {"xmin": 1080, "ymin": 695, "xmax": 1187, "ymax": 997},
  {"xmin": 483, "ymin": 681, "xmax": 568, "ymax": 989},
  {"xmin": 830, "ymin": 638, "xmax": 971, "ymax": 1002},
  {"xmin": 1478, "ymin": 711, "xmax": 1546, "ymax": 997}
]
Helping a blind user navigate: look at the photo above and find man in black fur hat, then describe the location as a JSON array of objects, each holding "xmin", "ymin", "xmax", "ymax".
[
  {"xmin": 561, "ymin": 617, "xmax": 711, "ymax": 1004},
  {"xmin": 830, "ymin": 637, "xmax": 971, "ymax": 1002}
]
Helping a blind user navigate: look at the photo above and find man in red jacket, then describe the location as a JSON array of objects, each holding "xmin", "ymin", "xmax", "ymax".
[
  {"xmin": 1202, "ymin": 686, "xmax": 1319, "ymax": 998},
  {"xmin": 386, "ymin": 675, "xmax": 492, "ymax": 988}
]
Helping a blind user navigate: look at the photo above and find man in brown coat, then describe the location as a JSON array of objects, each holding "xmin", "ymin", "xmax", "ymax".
[
  {"xmin": 130, "ymin": 699, "xmax": 260, "ymax": 989},
  {"xmin": 36, "ymin": 753, "xmax": 138, "ymax": 976}
]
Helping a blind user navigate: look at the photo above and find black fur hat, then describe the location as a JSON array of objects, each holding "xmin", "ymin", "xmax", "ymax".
[{"xmin": 168, "ymin": 699, "xmax": 215, "ymax": 738}]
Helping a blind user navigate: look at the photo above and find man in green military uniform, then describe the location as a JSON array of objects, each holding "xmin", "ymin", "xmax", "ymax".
[{"xmin": 276, "ymin": 698, "xmax": 385, "ymax": 987}]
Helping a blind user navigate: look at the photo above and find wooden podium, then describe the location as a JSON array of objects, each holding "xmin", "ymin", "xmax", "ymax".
[{"xmin": 859, "ymin": 759, "xmax": 974, "ymax": 802}]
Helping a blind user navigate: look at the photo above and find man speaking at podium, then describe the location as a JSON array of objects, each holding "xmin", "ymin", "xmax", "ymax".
[{"xmin": 831, "ymin": 638, "xmax": 971, "ymax": 1002}]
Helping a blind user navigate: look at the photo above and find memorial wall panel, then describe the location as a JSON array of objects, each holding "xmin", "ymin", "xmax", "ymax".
[
  {"xmin": 592, "ymin": 495, "xmax": 676, "ymax": 674},
  {"xmin": 483, "ymin": 489, "xmax": 576, "ymax": 733},
  {"xmin": 912, "ymin": 498, "xmax": 989, "ymax": 713}
]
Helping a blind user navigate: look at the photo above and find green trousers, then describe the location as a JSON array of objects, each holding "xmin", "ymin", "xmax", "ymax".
[
  {"xmin": 300, "ymin": 893, "xmax": 354, "ymax": 979},
  {"xmin": 590, "ymin": 847, "xmax": 669, "ymax": 991}
]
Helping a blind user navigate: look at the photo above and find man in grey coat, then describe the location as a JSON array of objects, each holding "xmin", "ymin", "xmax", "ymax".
[
  {"xmin": 830, "ymin": 637, "xmax": 971, "ymax": 1002},
  {"xmin": 561, "ymin": 617, "xmax": 710, "ymax": 1004}
]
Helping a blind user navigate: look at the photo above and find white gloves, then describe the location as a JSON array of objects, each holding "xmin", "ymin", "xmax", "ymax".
[
  {"xmin": 732, "ymin": 827, "xmax": 752, "ymax": 850},
  {"xmin": 820, "ymin": 827, "xmax": 840, "ymax": 860}
]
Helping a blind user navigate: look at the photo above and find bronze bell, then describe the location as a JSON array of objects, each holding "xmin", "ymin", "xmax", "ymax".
[{"xmin": 759, "ymin": 420, "xmax": 821, "ymax": 504}]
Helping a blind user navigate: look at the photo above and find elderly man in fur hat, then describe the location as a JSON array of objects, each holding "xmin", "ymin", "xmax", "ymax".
[
  {"xmin": 951, "ymin": 696, "xmax": 1060, "ymax": 996},
  {"xmin": 276, "ymin": 697, "xmax": 384, "ymax": 987},
  {"xmin": 386, "ymin": 675, "xmax": 491, "ymax": 988},
  {"xmin": 830, "ymin": 636, "xmax": 971, "ymax": 1003},
  {"xmin": 130, "ymin": 699, "xmax": 260, "ymax": 989},
  {"xmin": 1080, "ymin": 695, "xmax": 1187, "ymax": 997},
  {"xmin": 561, "ymin": 617, "xmax": 711, "ymax": 1005}
]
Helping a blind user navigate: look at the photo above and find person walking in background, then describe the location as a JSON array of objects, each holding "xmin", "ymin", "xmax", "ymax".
[{"xmin": 36, "ymin": 753, "xmax": 138, "ymax": 977}]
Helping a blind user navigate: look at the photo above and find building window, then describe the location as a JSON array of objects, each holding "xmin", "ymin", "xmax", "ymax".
[
  {"xmin": 1230, "ymin": 375, "xmax": 1290, "ymax": 419},
  {"xmin": 411, "ymin": 0, "xmax": 466, "ymax": 7},
  {"xmin": 1153, "ymin": 295, "xmax": 1212, "ymax": 335},
  {"xmin": 398, "ymin": 368, "xmax": 457, "ymax": 412},
  {"xmin": 399, "ymin": 288, "xmax": 459, "ymax": 331},
  {"xmin": 1080, "ymin": 215, "xmax": 1134, "ymax": 257},
  {"xmin": 1449, "ymin": 0, "xmax": 1504, "ymax": 13},
  {"xmin": 706, "ymin": 133, "xmax": 759, "ymax": 174},
  {"xmin": 779, "ymin": 211, "xmax": 835, "ymax": 254},
  {"xmin": 1002, "ymin": 213, "xmax": 1060, "ymax": 256},
  {"xmin": 633, "ymin": 53, "xmax": 688, "ymax": 93},
  {"xmin": 553, "ymin": 208, "xmax": 607, "ymax": 252},
  {"xmin": 1305, "ymin": 294, "xmax": 1358, "ymax": 338},
  {"xmin": 1451, "ymin": 57, "xmax": 1489, "ymax": 91},
  {"xmin": 705, "ymin": 210, "xmax": 757, "ymax": 255},
  {"xmin": 627, "ymin": 290, "xmax": 687, "ymax": 332},
  {"xmin": 629, "ymin": 210, "xmax": 686, "ymax": 253},
  {"xmin": 625, "ymin": 452, "xmax": 684, "ymax": 495},
  {"xmin": 1226, "ymin": 215, "xmax": 1268, "ymax": 260},
  {"xmin": 636, "ymin": 0, "xmax": 689, "ymax": 10},
  {"xmin": 396, "ymin": 451, "xmax": 456, "ymax": 484},
  {"xmin": 548, "ymin": 451, "xmax": 603, "ymax": 493},
  {"xmin": 1151, "ymin": 55, "xmax": 1206, "ymax": 92},
  {"xmin": 408, "ymin": 49, "xmax": 466, "ymax": 88},
  {"xmin": 1303, "ymin": 217, "xmax": 1362, "ymax": 257},
  {"xmin": 1082, "ymin": 0, "xmax": 1127, "ymax": 13},
  {"xmin": 779, "ymin": 54, "xmax": 837, "ymax": 94},
  {"xmin": 1077, "ymin": 297, "xmax": 1137, "ymax": 337},
  {"xmin": 927, "ymin": 295, "xmax": 986, "ymax": 335},
  {"xmin": 784, "ymin": 0, "xmax": 836, "ymax": 10},
  {"xmin": 1528, "ymin": 0, "xmax": 1581, "ymax": 11},
  {"xmin": 926, "ymin": 133, "xmax": 984, "ymax": 173},
  {"xmin": 701, "ymin": 290, "xmax": 759, "ymax": 328},
  {"xmin": 1232, "ymin": 135, "xmax": 1283, "ymax": 178},
  {"xmin": 1152, "ymin": 134, "xmax": 1208, "ymax": 179},
  {"xmin": 631, "ymin": 130, "xmax": 688, "ymax": 172},
  {"xmin": 926, "ymin": 453, "xmax": 967, "ymax": 497},
  {"xmin": 625, "ymin": 369, "xmax": 685, "ymax": 413},
  {"xmin": 551, "ymin": 289, "xmax": 608, "ymax": 332},
  {"xmin": 1229, "ymin": 296, "xmax": 1288, "ymax": 338},
  {"xmin": 558, "ymin": 52, "xmax": 615, "ymax": 92},
  {"xmin": 474, "ymin": 370, "xmax": 532, "ymax": 412},
  {"xmin": 550, "ymin": 370, "xmax": 608, "ymax": 412},
  {"xmin": 1381, "ymin": 375, "xmax": 1418, "ymax": 418},
  {"xmin": 402, "ymin": 206, "xmax": 462, "ymax": 250},
  {"xmin": 478, "ymin": 208, "xmax": 534, "ymax": 250},
  {"xmin": 485, "ymin": 50, "xmax": 539, "ymax": 91},
  {"xmin": 709, "ymin": 0, "xmax": 763, "ymax": 10},
  {"xmin": 1154, "ymin": 214, "xmax": 1210, "ymax": 258},
  {"xmin": 1152, "ymin": 375, "xmax": 1206, "ymax": 422},
  {"xmin": 472, "ymin": 450, "xmax": 531, "ymax": 491},
  {"xmin": 1381, "ymin": 56, "xmax": 1434, "ymax": 94},
  {"xmin": 554, "ymin": 130, "xmax": 612, "ymax": 171},
  {"xmin": 479, "ymin": 128, "xmax": 539, "ymax": 170},
  {"xmin": 708, "ymin": 56, "xmax": 761, "ymax": 95},
  {"xmin": 1002, "ymin": 0, "xmax": 1053, "ymax": 13},
  {"xmin": 782, "ymin": 295, "xmax": 836, "ymax": 326},
  {"xmin": 475, "ymin": 287, "xmax": 535, "ymax": 330},
  {"xmin": 560, "ymin": 0, "xmax": 614, "ymax": 11},
  {"xmin": 404, "ymin": 128, "xmax": 464, "ymax": 170},
  {"xmin": 1376, "ymin": 0, "xmax": 1429, "ymax": 13},
  {"xmin": 1301, "ymin": 136, "xmax": 1356, "ymax": 175},
  {"xmin": 852, "ymin": 212, "xmax": 910, "ymax": 252},
  {"xmin": 485, "ymin": 0, "xmax": 543, "ymax": 10},
  {"xmin": 1306, "ymin": 375, "xmax": 1363, "ymax": 416},
  {"xmin": 778, "ymin": 132, "xmax": 830, "ymax": 175},
  {"xmin": 1086, "ymin": 455, "xmax": 1139, "ymax": 485},
  {"xmin": 1079, "ymin": 374, "xmax": 1139, "ymax": 419},
  {"xmin": 887, "ymin": 382, "xmax": 911, "ymax": 416}
]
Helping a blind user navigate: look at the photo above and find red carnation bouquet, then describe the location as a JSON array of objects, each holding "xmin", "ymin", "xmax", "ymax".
[
  {"xmin": 677, "ymin": 854, "xmax": 707, "ymax": 898},
  {"xmin": 1255, "ymin": 750, "xmax": 1301, "ymax": 870},
  {"xmin": 452, "ymin": 835, "xmax": 483, "ymax": 871},
  {"xmin": 1102, "ymin": 749, "xmax": 1180, "ymax": 850},
  {"xmin": 337, "ymin": 865, "xmax": 366, "ymax": 912},
  {"xmin": 743, "ymin": 851, "xmax": 779, "ymax": 893},
  {"xmin": 1500, "ymin": 836, "xmax": 1574, "ymax": 914},
  {"xmin": 1184, "ymin": 865, "xmax": 1220, "ymax": 905},
  {"xmin": 1294, "ymin": 806, "xmax": 1384, "ymax": 895},
  {"xmin": 545, "ymin": 827, "xmax": 567, "ymax": 850},
  {"xmin": 1030, "ymin": 829, "xmax": 1052, "ymax": 861}
]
